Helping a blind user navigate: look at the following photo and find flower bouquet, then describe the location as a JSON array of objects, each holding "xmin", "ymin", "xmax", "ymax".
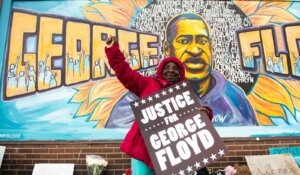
[{"xmin": 86, "ymin": 155, "xmax": 108, "ymax": 175}]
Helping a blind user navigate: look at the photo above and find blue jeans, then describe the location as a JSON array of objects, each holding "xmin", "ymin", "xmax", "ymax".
[{"xmin": 131, "ymin": 158, "xmax": 154, "ymax": 175}]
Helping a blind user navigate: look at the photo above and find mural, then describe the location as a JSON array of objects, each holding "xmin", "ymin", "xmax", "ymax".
[{"xmin": 0, "ymin": 0, "xmax": 300, "ymax": 140}]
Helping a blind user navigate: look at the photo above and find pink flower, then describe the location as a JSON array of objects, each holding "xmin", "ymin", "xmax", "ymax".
[{"xmin": 224, "ymin": 166, "xmax": 237, "ymax": 175}]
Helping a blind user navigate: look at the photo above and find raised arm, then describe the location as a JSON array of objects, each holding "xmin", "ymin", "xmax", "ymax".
[
  {"xmin": 44, "ymin": 54, "xmax": 49, "ymax": 65},
  {"xmin": 104, "ymin": 36, "xmax": 147, "ymax": 96},
  {"xmin": 13, "ymin": 56, "xmax": 21, "ymax": 75}
]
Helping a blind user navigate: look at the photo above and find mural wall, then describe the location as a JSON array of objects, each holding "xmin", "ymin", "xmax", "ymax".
[{"xmin": 0, "ymin": 0, "xmax": 300, "ymax": 140}]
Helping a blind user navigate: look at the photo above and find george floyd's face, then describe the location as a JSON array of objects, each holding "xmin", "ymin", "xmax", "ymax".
[
  {"xmin": 167, "ymin": 19, "xmax": 212, "ymax": 81},
  {"xmin": 163, "ymin": 62, "xmax": 180, "ymax": 83}
]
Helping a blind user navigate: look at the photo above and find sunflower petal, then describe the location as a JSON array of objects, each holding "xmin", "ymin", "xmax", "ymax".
[
  {"xmin": 237, "ymin": 1, "xmax": 296, "ymax": 28},
  {"xmin": 271, "ymin": 13, "xmax": 298, "ymax": 24},
  {"xmin": 133, "ymin": 0, "xmax": 149, "ymax": 9},
  {"xmin": 291, "ymin": 96, "xmax": 300, "ymax": 112},
  {"xmin": 111, "ymin": 0, "xmax": 136, "ymax": 17},
  {"xmin": 89, "ymin": 98, "xmax": 115, "ymax": 121},
  {"xmin": 90, "ymin": 3, "xmax": 131, "ymax": 27},
  {"xmin": 255, "ymin": 7, "xmax": 298, "ymax": 24},
  {"xmin": 233, "ymin": 1, "xmax": 260, "ymax": 15},
  {"xmin": 76, "ymin": 100, "xmax": 100, "ymax": 117},
  {"xmin": 73, "ymin": 81, "xmax": 95, "ymax": 91},
  {"xmin": 277, "ymin": 79, "xmax": 300, "ymax": 99},
  {"xmin": 81, "ymin": 10, "xmax": 107, "ymax": 23},
  {"xmin": 249, "ymin": 15, "xmax": 272, "ymax": 26},
  {"xmin": 248, "ymin": 92, "xmax": 286, "ymax": 120},
  {"xmin": 71, "ymin": 89, "xmax": 90, "ymax": 103},
  {"xmin": 252, "ymin": 75, "xmax": 295, "ymax": 115},
  {"xmin": 88, "ymin": 78, "xmax": 128, "ymax": 105},
  {"xmin": 90, "ymin": 95, "xmax": 124, "ymax": 128},
  {"xmin": 95, "ymin": 119, "xmax": 107, "ymax": 129},
  {"xmin": 260, "ymin": 2, "xmax": 292, "ymax": 9},
  {"xmin": 81, "ymin": 4, "xmax": 98, "ymax": 12},
  {"xmin": 255, "ymin": 112, "xmax": 274, "ymax": 126}
]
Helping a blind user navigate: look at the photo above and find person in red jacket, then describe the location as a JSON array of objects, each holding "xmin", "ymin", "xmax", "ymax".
[{"xmin": 105, "ymin": 36, "xmax": 212, "ymax": 175}]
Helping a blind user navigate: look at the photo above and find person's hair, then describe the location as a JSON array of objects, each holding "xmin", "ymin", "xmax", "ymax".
[{"xmin": 165, "ymin": 13, "xmax": 210, "ymax": 44}]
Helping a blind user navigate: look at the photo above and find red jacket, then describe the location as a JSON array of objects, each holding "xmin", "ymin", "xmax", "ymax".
[{"xmin": 105, "ymin": 44, "xmax": 212, "ymax": 169}]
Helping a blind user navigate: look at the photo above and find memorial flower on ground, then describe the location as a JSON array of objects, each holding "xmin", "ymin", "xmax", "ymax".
[{"xmin": 86, "ymin": 155, "xmax": 108, "ymax": 175}]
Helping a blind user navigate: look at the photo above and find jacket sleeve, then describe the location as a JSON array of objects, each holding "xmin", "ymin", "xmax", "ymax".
[
  {"xmin": 105, "ymin": 44, "xmax": 146, "ymax": 96},
  {"xmin": 203, "ymin": 106, "xmax": 213, "ymax": 121}
]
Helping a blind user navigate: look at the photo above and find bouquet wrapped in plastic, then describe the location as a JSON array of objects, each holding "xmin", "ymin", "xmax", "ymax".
[{"xmin": 86, "ymin": 155, "xmax": 108, "ymax": 175}]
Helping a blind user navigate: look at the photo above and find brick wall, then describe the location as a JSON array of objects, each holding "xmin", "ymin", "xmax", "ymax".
[{"xmin": 0, "ymin": 137, "xmax": 299, "ymax": 175}]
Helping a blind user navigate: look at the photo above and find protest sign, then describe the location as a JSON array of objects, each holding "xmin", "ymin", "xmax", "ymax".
[
  {"xmin": 32, "ymin": 163, "xmax": 74, "ymax": 175},
  {"xmin": 0, "ymin": 146, "xmax": 5, "ymax": 168},
  {"xmin": 270, "ymin": 147, "xmax": 300, "ymax": 166},
  {"xmin": 246, "ymin": 154, "xmax": 300, "ymax": 175},
  {"xmin": 130, "ymin": 80, "xmax": 228, "ymax": 175}
]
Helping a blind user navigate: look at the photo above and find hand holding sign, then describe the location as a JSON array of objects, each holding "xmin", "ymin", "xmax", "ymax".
[{"xmin": 130, "ymin": 80, "xmax": 228, "ymax": 175}]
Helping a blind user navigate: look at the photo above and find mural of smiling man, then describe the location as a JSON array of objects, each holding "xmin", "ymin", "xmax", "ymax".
[{"xmin": 163, "ymin": 13, "xmax": 258, "ymax": 126}]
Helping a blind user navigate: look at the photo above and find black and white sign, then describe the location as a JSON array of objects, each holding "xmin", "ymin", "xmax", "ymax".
[
  {"xmin": 0, "ymin": 146, "xmax": 5, "ymax": 168},
  {"xmin": 32, "ymin": 163, "xmax": 74, "ymax": 175},
  {"xmin": 130, "ymin": 80, "xmax": 228, "ymax": 175}
]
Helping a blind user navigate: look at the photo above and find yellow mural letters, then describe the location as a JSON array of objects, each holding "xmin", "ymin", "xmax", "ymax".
[
  {"xmin": 65, "ymin": 21, "xmax": 91, "ymax": 85},
  {"xmin": 4, "ymin": 10, "xmax": 160, "ymax": 99},
  {"xmin": 284, "ymin": 24, "xmax": 300, "ymax": 77},
  {"xmin": 118, "ymin": 30, "xmax": 140, "ymax": 70},
  {"xmin": 6, "ymin": 12, "xmax": 37, "ymax": 98},
  {"xmin": 139, "ymin": 34, "xmax": 159, "ymax": 68},
  {"xmin": 38, "ymin": 16, "xmax": 63, "ymax": 90},
  {"xmin": 92, "ymin": 25, "xmax": 116, "ymax": 79},
  {"xmin": 237, "ymin": 25, "xmax": 300, "ymax": 77}
]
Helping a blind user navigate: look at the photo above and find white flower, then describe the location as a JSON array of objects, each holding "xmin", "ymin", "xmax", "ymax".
[
  {"xmin": 86, "ymin": 155, "xmax": 108, "ymax": 167},
  {"xmin": 99, "ymin": 159, "xmax": 108, "ymax": 167}
]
